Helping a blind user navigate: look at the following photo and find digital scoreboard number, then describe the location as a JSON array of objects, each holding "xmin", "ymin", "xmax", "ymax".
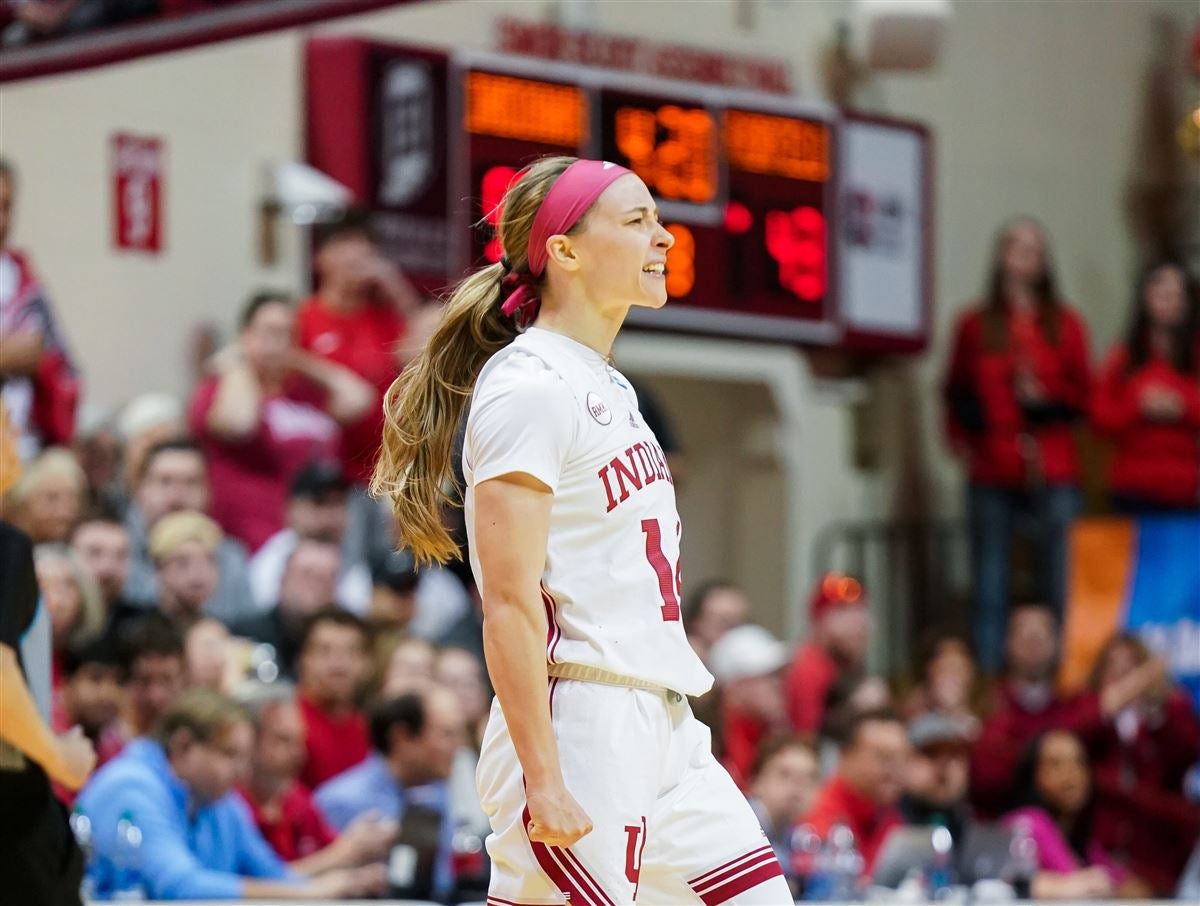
[{"xmin": 307, "ymin": 38, "xmax": 931, "ymax": 350}]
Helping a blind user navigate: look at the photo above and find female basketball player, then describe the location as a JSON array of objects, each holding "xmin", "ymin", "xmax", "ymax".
[{"xmin": 373, "ymin": 157, "xmax": 789, "ymax": 905}]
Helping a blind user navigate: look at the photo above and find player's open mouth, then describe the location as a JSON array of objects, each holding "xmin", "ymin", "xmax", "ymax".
[{"xmin": 642, "ymin": 263, "xmax": 666, "ymax": 276}]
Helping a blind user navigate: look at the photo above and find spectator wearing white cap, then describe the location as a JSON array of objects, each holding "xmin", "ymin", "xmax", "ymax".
[{"xmin": 708, "ymin": 624, "xmax": 790, "ymax": 791}]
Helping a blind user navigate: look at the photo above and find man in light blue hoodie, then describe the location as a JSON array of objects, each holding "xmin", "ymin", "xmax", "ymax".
[{"xmin": 78, "ymin": 687, "xmax": 381, "ymax": 900}]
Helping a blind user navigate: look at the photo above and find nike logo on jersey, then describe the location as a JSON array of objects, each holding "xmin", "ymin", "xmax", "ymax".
[{"xmin": 597, "ymin": 439, "xmax": 673, "ymax": 512}]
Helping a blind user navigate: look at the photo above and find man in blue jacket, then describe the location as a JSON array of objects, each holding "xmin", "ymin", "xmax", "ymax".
[{"xmin": 78, "ymin": 687, "xmax": 382, "ymax": 900}]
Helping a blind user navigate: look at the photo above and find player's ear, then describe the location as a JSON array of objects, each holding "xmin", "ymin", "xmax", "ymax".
[{"xmin": 545, "ymin": 235, "xmax": 580, "ymax": 273}]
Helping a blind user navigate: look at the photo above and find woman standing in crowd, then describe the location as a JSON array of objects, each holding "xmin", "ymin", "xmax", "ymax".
[
  {"xmin": 1004, "ymin": 729, "xmax": 1149, "ymax": 899},
  {"xmin": 1091, "ymin": 262, "xmax": 1200, "ymax": 512},
  {"xmin": 373, "ymin": 156, "xmax": 790, "ymax": 905},
  {"xmin": 942, "ymin": 217, "xmax": 1091, "ymax": 672}
]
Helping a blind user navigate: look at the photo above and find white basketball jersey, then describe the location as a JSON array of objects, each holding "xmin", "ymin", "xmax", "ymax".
[{"xmin": 463, "ymin": 327, "xmax": 713, "ymax": 697}]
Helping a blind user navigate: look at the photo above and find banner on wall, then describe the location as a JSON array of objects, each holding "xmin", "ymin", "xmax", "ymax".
[
  {"xmin": 1060, "ymin": 516, "xmax": 1200, "ymax": 708},
  {"xmin": 111, "ymin": 132, "xmax": 164, "ymax": 253}
]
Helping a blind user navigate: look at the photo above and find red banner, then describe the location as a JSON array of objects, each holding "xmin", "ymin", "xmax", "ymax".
[{"xmin": 111, "ymin": 132, "xmax": 163, "ymax": 253}]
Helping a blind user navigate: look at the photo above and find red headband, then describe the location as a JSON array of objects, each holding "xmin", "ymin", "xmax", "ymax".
[{"xmin": 500, "ymin": 159, "xmax": 632, "ymax": 326}]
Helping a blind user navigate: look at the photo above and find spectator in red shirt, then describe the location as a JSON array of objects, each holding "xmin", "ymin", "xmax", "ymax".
[
  {"xmin": 236, "ymin": 683, "xmax": 394, "ymax": 869},
  {"xmin": 1092, "ymin": 262, "xmax": 1200, "ymax": 512},
  {"xmin": 970, "ymin": 604, "xmax": 1164, "ymax": 819},
  {"xmin": 296, "ymin": 221, "xmax": 421, "ymax": 484},
  {"xmin": 708, "ymin": 624, "xmax": 790, "ymax": 789},
  {"xmin": 943, "ymin": 217, "xmax": 1091, "ymax": 671},
  {"xmin": 1085, "ymin": 632, "xmax": 1200, "ymax": 894},
  {"xmin": 190, "ymin": 291, "xmax": 373, "ymax": 552},
  {"xmin": 294, "ymin": 608, "xmax": 372, "ymax": 789},
  {"xmin": 801, "ymin": 709, "xmax": 908, "ymax": 878},
  {"xmin": 51, "ymin": 634, "xmax": 126, "ymax": 806},
  {"xmin": 786, "ymin": 572, "xmax": 870, "ymax": 739}
]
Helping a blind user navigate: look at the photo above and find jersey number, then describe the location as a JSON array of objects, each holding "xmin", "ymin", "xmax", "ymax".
[{"xmin": 641, "ymin": 518, "xmax": 682, "ymax": 622}]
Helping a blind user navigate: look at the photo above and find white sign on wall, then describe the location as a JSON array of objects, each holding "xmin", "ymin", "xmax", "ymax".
[{"xmin": 837, "ymin": 117, "xmax": 930, "ymax": 349}]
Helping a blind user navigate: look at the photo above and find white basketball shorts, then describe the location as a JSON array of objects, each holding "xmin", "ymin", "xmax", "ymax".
[{"xmin": 476, "ymin": 676, "xmax": 789, "ymax": 905}]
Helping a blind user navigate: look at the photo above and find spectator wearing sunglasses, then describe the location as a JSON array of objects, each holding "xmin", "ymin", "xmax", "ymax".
[{"xmin": 785, "ymin": 573, "xmax": 872, "ymax": 741}]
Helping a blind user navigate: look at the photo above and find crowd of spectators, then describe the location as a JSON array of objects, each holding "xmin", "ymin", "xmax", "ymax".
[{"xmin": 2, "ymin": 145, "xmax": 1199, "ymax": 902}]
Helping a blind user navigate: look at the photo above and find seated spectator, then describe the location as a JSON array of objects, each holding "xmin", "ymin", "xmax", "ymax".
[
  {"xmin": 1004, "ymin": 729, "xmax": 1150, "ymax": 899},
  {"xmin": 801, "ymin": 709, "xmax": 907, "ymax": 878},
  {"xmin": 78, "ymin": 687, "xmax": 383, "ymax": 900},
  {"xmin": 380, "ymin": 635, "xmax": 437, "ymax": 698},
  {"xmin": 1091, "ymin": 262, "xmax": 1200, "ymax": 512},
  {"xmin": 184, "ymin": 617, "xmax": 239, "ymax": 692},
  {"xmin": 900, "ymin": 629, "xmax": 984, "ymax": 734},
  {"xmin": 234, "ymin": 537, "xmax": 342, "ymax": 679},
  {"xmin": 435, "ymin": 646, "xmax": 491, "ymax": 840},
  {"xmin": 747, "ymin": 734, "xmax": 820, "ymax": 878},
  {"xmin": 54, "ymin": 634, "xmax": 126, "ymax": 778},
  {"xmin": 436, "ymin": 646, "xmax": 489, "ymax": 750},
  {"xmin": 116, "ymin": 612, "xmax": 185, "ymax": 738},
  {"xmin": 149, "ymin": 510, "xmax": 222, "ymax": 626},
  {"xmin": 708, "ymin": 624, "xmax": 790, "ymax": 790},
  {"xmin": 818, "ymin": 673, "xmax": 894, "ymax": 777},
  {"xmin": 295, "ymin": 608, "xmax": 372, "ymax": 789},
  {"xmin": 297, "ymin": 219, "xmax": 419, "ymax": 484},
  {"xmin": 430, "ymin": 565, "xmax": 481, "ymax": 666},
  {"xmin": 900, "ymin": 713, "xmax": 977, "ymax": 855},
  {"xmin": 315, "ymin": 687, "xmax": 463, "ymax": 901},
  {"xmin": 683, "ymin": 579, "xmax": 750, "ymax": 664},
  {"xmin": 1086, "ymin": 632, "xmax": 1200, "ymax": 894},
  {"xmin": 786, "ymin": 572, "xmax": 871, "ymax": 739},
  {"xmin": 0, "ymin": 159, "xmax": 80, "ymax": 459},
  {"xmin": 71, "ymin": 514, "xmax": 145, "ymax": 639},
  {"xmin": 4, "ymin": 447, "xmax": 85, "ymax": 543},
  {"xmin": 249, "ymin": 461, "xmax": 370, "ymax": 613},
  {"xmin": 235, "ymin": 683, "xmax": 395, "ymax": 869},
  {"xmin": 970, "ymin": 604, "xmax": 1162, "ymax": 817},
  {"xmin": 33, "ymin": 542, "xmax": 104, "ymax": 689},
  {"xmin": 123, "ymin": 438, "xmax": 252, "ymax": 623},
  {"xmin": 72, "ymin": 406, "xmax": 123, "ymax": 515},
  {"xmin": 370, "ymin": 547, "xmax": 420, "ymax": 630},
  {"xmin": 117, "ymin": 393, "xmax": 185, "ymax": 512},
  {"xmin": 189, "ymin": 291, "xmax": 373, "ymax": 552}
]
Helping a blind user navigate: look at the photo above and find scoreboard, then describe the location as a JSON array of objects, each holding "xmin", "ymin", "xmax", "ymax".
[{"xmin": 306, "ymin": 38, "xmax": 932, "ymax": 351}]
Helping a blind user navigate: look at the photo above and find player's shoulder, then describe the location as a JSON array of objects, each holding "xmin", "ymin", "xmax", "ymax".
[{"xmin": 472, "ymin": 341, "xmax": 578, "ymax": 417}]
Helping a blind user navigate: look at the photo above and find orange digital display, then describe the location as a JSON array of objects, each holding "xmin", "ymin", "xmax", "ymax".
[
  {"xmin": 724, "ymin": 110, "xmax": 829, "ymax": 182},
  {"xmin": 465, "ymin": 72, "xmax": 587, "ymax": 147},
  {"xmin": 664, "ymin": 224, "xmax": 695, "ymax": 298},
  {"xmin": 609, "ymin": 103, "xmax": 718, "ymax": 204}
]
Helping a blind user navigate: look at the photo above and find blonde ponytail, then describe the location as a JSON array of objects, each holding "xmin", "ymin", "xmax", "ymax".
[{"xmin": 371, "ymin": 155, "xmax": 577, "ymax": 564}]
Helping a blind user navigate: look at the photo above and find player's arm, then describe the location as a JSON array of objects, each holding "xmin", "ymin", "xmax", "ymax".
[
  {"xmin": 0, "ymin": 642, "xmax": 95, "ymax": 789},
  {"xmin": 475, "ymin": 472, "xmax": 592, "ymax": 847}
]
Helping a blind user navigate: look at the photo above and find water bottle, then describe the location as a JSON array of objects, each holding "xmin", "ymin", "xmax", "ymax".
[
  {"xmin": 111, "ymin": 810, "xmax": 146, "ymax": 902},
  {"xmin": 925, "ymin": 822, "xmax": 955, "ymax": 900},
  {"xmin": 800, "ymin": 827, "xmax": 836, "ymax": 901},
  {"xmin": 1003, "ymin": 815, "xmax": 1038, "ymax": 899},
  {"xmin": 828, "ymin": 823, "xmax": 864, "ymax": 902},
  {"xmin": 791, "ymin": 824, "xmax": 824, "ymax": 900},
  {"xmin": 69, "ymin": 805, "xmax": 96, "ymax": 901}
]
